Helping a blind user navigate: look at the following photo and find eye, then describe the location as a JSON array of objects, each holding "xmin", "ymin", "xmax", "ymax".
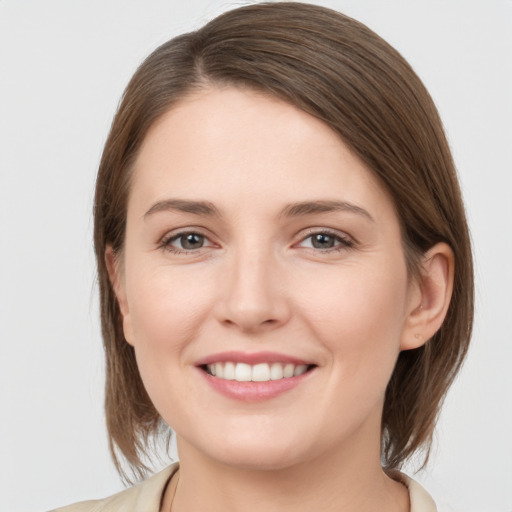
[
  {"xmin": 161, "ymin": 231, "xmax": 214, "ymax": 253},
  {"xmin": 298, "ymin": 230, "xmax": 353, "ymax": 251}
]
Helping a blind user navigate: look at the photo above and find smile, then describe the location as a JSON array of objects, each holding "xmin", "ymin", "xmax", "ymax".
[
  {"xmin": 196, "ymin": 351, "xmax": 317, "ymax": 401},
  {"xmin": 204, "ymin": 362, "xmax": 312, "ymax": 382}
]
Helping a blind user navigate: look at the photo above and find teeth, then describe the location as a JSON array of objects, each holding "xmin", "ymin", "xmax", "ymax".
[
  {"xmin": 252, "ymin": 363, "xmax": 271, "ymax": 382},
  {"xmin": 205, "ymin": 362, "xmax": 311, "ymax": 382},
  {"xmin": 283, "ymin": 363, "xmax": 295, "ymax": 378},
  {"xmin": 224, "ymin": 362, "xmax": 235, "ymax": 380},
  {"xmin": 270, "ymin": 362, "xmax": 283, "ymax": 380},
  {"xmin": 215, "ymin": 362, "xmax": 224, "ymax": 379},
  {"xmin": 293, "ymin": 365, "xmax": 308, "ymax": 377},
  {"xmin": 235, "ymin": 363, "xmax": 252, "ymax": 381}
]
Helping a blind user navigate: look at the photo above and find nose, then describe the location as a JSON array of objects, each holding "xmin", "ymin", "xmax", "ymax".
[{"xmin": 214, "ymin": 245, "xmax": 291, "ymax": 334}]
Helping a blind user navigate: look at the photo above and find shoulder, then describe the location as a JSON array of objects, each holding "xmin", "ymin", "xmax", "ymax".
[
  {"xmin": 393, "ymin": 472, "xmax": 438, "ymax": 512},
  {"xmin": 49, "ymin": 464, "xmax": 178, "ymax": 512}
]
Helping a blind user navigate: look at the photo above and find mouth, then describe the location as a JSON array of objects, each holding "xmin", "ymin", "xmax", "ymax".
[
  {"xmin": 200, "ymin": 361, "xmax": 316, "ymax": 382},
  {"xmin": 195, "ymin": 351, "xmax": 317, "ymax": 401}
]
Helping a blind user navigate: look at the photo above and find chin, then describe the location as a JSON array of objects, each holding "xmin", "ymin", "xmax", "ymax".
[
  {"xmin": 210, "ymin": 443, "xmax": 307, "ymax": 472},
  {"xmin": 179, "ymin": 424, "xmax": 313, "ymax": 472}
]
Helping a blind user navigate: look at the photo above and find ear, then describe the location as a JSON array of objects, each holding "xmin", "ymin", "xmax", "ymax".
[
  {"xmin": 105, "ymin": 245, "xmax": 135, "ymax": 346},
  {"xmin": 400, "ymin": 242, "xmax": 454, "ymax": 350}
]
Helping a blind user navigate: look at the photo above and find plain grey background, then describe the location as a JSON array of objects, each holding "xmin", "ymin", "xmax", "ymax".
[{"xmin": 0, "ymin": 1, "xmax": 511, "ymax": 511}]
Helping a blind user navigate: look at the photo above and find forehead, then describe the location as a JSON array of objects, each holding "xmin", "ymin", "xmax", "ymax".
[{"xmin": 129, "ymin": 86, "xmax": 395, "ymax": 221}]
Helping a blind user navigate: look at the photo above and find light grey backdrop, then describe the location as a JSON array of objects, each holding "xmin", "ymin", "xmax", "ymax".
[{"xmin": 0, "ymin": 1, "xmax": 511, "ymax": 511}]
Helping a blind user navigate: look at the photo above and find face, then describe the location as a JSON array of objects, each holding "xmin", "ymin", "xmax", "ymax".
[{"xmin": 113, "ymin": 86, "xmax": 421, "ymax": 471}]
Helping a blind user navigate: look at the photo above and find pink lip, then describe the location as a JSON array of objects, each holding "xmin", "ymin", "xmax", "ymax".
[
  {"xmin": 195, "ymin": 351, "xmax": 312, "ymax": 366},
  {"xmin": 198, "ymin": 367, "xmax": 314, "ymax": 402}
]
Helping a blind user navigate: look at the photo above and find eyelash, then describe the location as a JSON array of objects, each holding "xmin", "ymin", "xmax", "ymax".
[
  {"xmin": 159, "ymin": 228, "xmax": 354, "ymax": 255},
  {"xmin": 159, "ymin": 230, "xmax": 213, "ymax": 255},
  {"xmin": 297, "ymin": 228, "xmax": 354, "ymax": 253}
]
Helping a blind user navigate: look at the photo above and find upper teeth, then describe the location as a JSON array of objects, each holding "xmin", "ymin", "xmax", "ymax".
[{"xmin": 206, "ymin": 362, "xmax": 309, "ymax": 382}]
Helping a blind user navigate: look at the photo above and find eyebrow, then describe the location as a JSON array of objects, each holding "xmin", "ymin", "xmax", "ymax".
[
  {"xmin": 280, "ymin": 200, "xmax": 374, "ymax": 222},
  {"xmin": 144, "ymin": 199, "xmax": 221, "ymax": 218},
  {"xmin": 144, "ymin": 198, "xmax": 374, "ymax": 222}
]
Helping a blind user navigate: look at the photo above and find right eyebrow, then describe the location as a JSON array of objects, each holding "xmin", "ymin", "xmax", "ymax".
[{"xmin": 144, "ymin": 199, "xmax": 222, "ymax": 219}]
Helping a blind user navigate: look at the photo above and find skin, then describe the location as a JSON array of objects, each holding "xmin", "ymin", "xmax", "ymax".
[{"xmin": 107, "ymin": 86, "xmax": 454, "ymax": 512}]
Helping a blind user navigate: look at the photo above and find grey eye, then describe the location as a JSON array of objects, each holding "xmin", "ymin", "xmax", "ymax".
[
  {"xmin": 179, "ymin": 233, "xmax": 205, "ymax": 250},
  {"xmin": 310, "ymin": 233, "xmax": 336, "ymax": 249},
  {"xmin": 297, "ymin": 231, "xmax": 352, "ymax": 251},
  {"xmin": 163, "ymin": 230, "xmax": 216, "ymax": 254}
]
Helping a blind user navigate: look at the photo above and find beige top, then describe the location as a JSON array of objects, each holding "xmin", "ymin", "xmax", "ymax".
[{"xmin": 50, "ymin": 463, "xmax": 437, "ymax": 512}]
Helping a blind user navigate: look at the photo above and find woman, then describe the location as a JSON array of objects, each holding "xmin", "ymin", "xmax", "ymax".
[{"xmin": 52, "ymin": 2, "xmax": 473, "ymax": 511}]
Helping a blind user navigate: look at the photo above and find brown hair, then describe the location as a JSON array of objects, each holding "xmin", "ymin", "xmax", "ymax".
[{"xmin": 94, "ymin": 1, "xmax": 473, "ymax": 481}]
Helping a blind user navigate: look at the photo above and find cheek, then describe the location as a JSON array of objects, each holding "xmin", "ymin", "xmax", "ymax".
[
  {"xmin": 291, "ymin": 260, "xmax": 409, "ymax": 437},
  {"xmin": 123, "ymin": 264, "xmax": 216, "ymax": 391},
  {"xmin": 122, "ymin": 264, "xmax": 220, "ymax": 427},
  {"xmin": 127, "ymin": 264, "xmax": 208, "ymax": 343},
  {"xmin": 297, "ymin": 258, "xmax": 409, "ymax": 375}
]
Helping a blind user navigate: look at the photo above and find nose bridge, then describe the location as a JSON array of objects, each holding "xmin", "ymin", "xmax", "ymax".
[{"xmin": 217, "ymin": 237, "xmax": 288, "ymax": 332}]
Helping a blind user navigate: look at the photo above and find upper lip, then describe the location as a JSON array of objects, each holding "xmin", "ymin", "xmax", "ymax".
[{"xmin": 195, "ymin": 351, "xmax": 313, "ymax": 366}]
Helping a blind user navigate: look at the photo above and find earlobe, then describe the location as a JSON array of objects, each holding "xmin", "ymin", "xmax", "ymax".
[
  {"xmin": 401, "ymin": 242, "xmax": 454, "ymax": 351},
  {"xmin": 105, "ymin": 246, "xmax": 135, "ymax": 346}
]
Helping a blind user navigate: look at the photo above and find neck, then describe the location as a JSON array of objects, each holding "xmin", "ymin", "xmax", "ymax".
[{"xmin": 164, "ymin": 428, "xmax": 408, "ymax": 512}]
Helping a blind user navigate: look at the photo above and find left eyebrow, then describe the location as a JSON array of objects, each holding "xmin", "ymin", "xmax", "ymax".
[{"xmin": 279, "ymin": 200, "xmax": 374, "ymax": 222}]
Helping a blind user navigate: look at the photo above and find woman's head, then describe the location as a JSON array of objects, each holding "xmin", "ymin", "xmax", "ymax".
[{"xmin": 95, "ymin": 1, "xmax": 473, "ymax": 479}]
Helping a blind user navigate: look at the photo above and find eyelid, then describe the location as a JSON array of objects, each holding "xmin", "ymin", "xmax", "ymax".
[
  {"xmin": 157, "ymin": 226, "xmax": 355, "ymax": 254},
  {"xmin": 294, "ymin": 227, "xmax": 355, "ymax": 250},
  {"xmin": 168, "ymin": 232, "xmax": 214, "ymax": 246},
  {"xmin": 159, "ymin": 226, "xmax": 218, "ymax": 253},
  {"xmin": 158, "ymin": 225, "xmax": 211, "ymax": 242}
]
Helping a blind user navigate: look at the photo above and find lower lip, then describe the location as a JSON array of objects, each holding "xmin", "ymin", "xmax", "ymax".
[{"xmin": 199, "ymin": 368, "xmax": 313, "ymax": 402}]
